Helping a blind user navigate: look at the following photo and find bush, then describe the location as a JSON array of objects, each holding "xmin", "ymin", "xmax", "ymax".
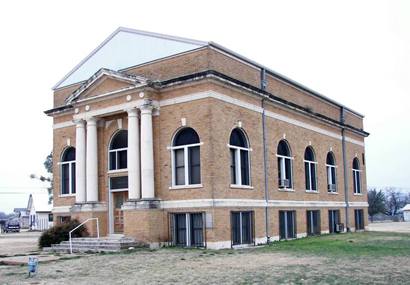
[{"xmin": 39, "ymin": 219, "xmax": 89, "ymax": 248}]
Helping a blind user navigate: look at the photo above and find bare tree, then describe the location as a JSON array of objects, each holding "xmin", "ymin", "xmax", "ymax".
[
  {"xmin": 385, "ymin": 188, "xmax": 407, "ymax": 216},
  {"xmin": 367, "ymin": 188, "xmax": 386, "ymax": 222}
]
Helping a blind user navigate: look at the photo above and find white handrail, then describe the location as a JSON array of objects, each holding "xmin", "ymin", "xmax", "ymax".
[{"xmin": 69, "ymin": 218, "xmax": 99, "ymax": 254}]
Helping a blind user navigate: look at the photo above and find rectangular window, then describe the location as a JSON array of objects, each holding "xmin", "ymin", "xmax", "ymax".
[
  {"xmin": 353, "ymin": 170, "xmax": 361, "ymax": 194},
  {"xmin": 231, "ymin": 211, "xmax": 254, "ymax": 245},
  {"xmin": 188, "ymin": 146, "xmax": 201, "ymax": 185},
  {"xmin": 328, "ymin": 210, "xmax": 340, "ymax": 233},
  {"xmin": 117, "ymin": 150, "xmax": 127, "ymax": 169},
  {"xmin": 230, "ymin": 149, "xmax": 236, "ymax": 184},
  {"xmin": 278, "ymin": 157, "xmax": 293, "ymax": 188},
  {"xmin": 305, "ymin": 162, "xmax": 317, "ymax": 191},
  {"xmin": 71, "ymin": 163, "xmax": 76, "ymax": 194},
  {"xmin": 240, "ymin": 150, "xmax": 249, "ymax": 185},
  {"xmin": 109, "ymin": 152, "xmax": 116, "ymax": 170},
  {"xmin": 61, "ymin": 164, "xmax": 70, "ymax": 195},
  {"xmin": 279, "ymin": 211, "xmax": 296, "ymax": 239},
  {"xmin": 171, "ymin": 213, "xmax": 205, "ymax": 247},
  {"xmin": 175, "ymin": 149, "xmax": 185, "ymax": 185},
  {"xmin": 110, "ymin": 176, "xmax": 128, "ymax": 190},
  {"xmin": 355, "ymin": 209, "xmax": 364, "ymax": 230},
  {"xmin": 307, "ymin": 210, "xmax": 321, "ymax": 236}
]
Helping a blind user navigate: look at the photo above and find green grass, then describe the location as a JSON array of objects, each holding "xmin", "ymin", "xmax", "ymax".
[{"xmin": 260, "ymin": 231, "xmax": 410, "ymax": 257}]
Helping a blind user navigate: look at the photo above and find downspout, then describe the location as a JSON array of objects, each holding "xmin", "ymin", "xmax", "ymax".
[
  {"xmin": 260, "ymin": 68, "xmax": 270, "ymax": 243},
  {"xmin": 341, "ymin": 107, "xmax": 350, "ymax": 232}
]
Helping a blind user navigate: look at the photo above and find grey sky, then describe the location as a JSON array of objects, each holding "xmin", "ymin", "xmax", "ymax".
[{"xmin": 0, "ymin": 0, "xmax": 409, "ymax": 213}]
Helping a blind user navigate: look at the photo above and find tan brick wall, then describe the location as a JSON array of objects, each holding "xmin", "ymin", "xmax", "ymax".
[{"xmin": 50, "ymin": 53, "xmax": 368, "ymax": 245}]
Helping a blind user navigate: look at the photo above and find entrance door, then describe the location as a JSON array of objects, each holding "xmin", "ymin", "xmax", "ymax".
[{"xmin": 113, "ymin": 191, "xmax": 128, "ymax": 233}]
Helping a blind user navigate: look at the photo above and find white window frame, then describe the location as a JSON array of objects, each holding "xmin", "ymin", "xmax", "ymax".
[
  {"xmin": 304, "ymin": 159, "xmax": 318, "ymax": 192},
  {"xmin": 108, "ymin": 146, "xmax": 128, "ymax": 172},
  {"xmin": 326, "ymin": 164, "xmax": 337, "ymax": 193},
  {"xmin": 170, "ymin": 142, "xmax": 203, "ymax": 188},
  {"xmin": 59, "ymin": 160, "xmax": 75, "ymax": 196},
  {"xmin": 276, "ymin": 154, "xmax": 294, "ymax": 190},
  {"xmin": 353, "ymin": 168, "xmax": 362, "ymax": 194},
  {"xmin": 228, "ymin": 144, "xmax": 252, "ymax": 188}
]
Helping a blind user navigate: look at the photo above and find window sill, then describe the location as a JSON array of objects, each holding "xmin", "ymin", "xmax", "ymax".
[
  {"xmin": 328, "ymin": 192, "xmax": 339, "ymax": 195},
  {"xmin": 305, "ymin": 190, "xmax": 319, "ymax": 194},
  {"xmin": 353, "ymin": 193, "xmax": 363, "ymax": 196},
  {"xmin": 107, "ymin": 169, "xmax": 128, "ymax": 174},
  {"xmin": 230, "ymin": 185, "xmax": 254, "ymax": 190},
  {"xmin": 59, "ymin": 194, "xmax": 75, "ymax": 198},
  {"xmin": 278, "ymin": 188, "xmax": 295, "ymax": 192},
  {"xmin": 169, "ymin": 184, "xmax": 203, "ymax": 190}
]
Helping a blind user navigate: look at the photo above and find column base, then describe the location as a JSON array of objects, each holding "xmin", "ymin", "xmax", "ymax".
[
  {"xmin": 122, "ymin": 199, "xmax": 161, "ymax": 210},
  {"xmin": 71, "ymin": 202, "xmax": 107, "ymax": 213},
  {"xmin": 69, "ymin": 202, "xmax": 108, "ymax": 237}
]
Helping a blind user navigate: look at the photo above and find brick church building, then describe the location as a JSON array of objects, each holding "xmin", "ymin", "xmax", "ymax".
[{"xmin": 46, "ymin": 27, "xmax": 369, "ymax": 249}]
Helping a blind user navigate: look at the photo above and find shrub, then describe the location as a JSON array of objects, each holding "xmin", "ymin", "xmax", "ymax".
[{"xmin": 39, "ymin": 219, "xmax": 89, "ymax": 248}]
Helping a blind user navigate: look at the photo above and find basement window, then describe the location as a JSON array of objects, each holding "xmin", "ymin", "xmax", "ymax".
[
  {"xmin": 307, "ymin": 210, "xmax": 321, "ymax": 236},
  {"xmin": 231, "ymin": 211, "xmax": 254, "ymax": 245},
  {"xmin": 170, "ymin": 212, "xmax": 205, "ymax": 247},
  {"xmin": 279, "ymin": 210, "xmax": 296, "ymax": 239},
  {"xmin": 354, "ymin": 209, "xmax": 365, "ymax": 230}
]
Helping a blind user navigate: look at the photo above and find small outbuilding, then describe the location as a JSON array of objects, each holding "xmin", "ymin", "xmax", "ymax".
[
  {"xmin": 27, "ymin": 194, "xmax": 53, "ymax": 231},
  {"xmin": 402, "ymin": 204, "xmax": 410, "ymax": 222}
]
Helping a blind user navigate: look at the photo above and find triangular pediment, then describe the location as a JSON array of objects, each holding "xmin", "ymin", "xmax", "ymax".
[
  {"xmin": 53, "ymin": 27, "xmax": 207, "ymax": 90},
  {"xmin": 66, "ymin": 68, "xmax": 147, "ymax": 103}
]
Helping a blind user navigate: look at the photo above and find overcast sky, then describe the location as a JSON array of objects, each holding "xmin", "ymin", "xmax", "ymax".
[{"xmin": 0, "ymin": 0, "xmax": 409, "ymax": 213}]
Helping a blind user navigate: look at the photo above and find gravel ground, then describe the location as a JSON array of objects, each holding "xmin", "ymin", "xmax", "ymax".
[
  {"xmin": 0, "ymin": 231, "xmax": 41, "ymax": 256},
  {"xmin": 1, "ymin": 248, "xmax": 410, "ymax": 285},
  {"xmin": 368, "ymin": 222, "xmax": 410, "ymax": 233}
]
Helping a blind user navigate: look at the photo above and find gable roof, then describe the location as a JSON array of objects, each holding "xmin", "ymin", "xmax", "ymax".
[
  {"xmin": 65, "ymin": 68, "xmax": 147, "ymax": 103},
  {"xmin": 27, "ymin": 193, "xmax": 52, "ymax": 213},
  {"xmin": 53, "ymin": 27, "xmax": 207, "ymax": 90},
  {"xmin": 53, "ymin": 27, "xmax": 364, "ymax": 118}
]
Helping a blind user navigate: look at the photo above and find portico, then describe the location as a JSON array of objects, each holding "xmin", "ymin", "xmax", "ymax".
[{"xmin": 71, "ymin": 97, "xmax": 158, "ymax": 235}]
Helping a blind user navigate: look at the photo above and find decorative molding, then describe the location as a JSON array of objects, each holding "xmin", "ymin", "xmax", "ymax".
[
  {"xmin": 55, "ymin": 90, "xmax": 365, "ymax": 147},
  {"xmin": 53, "ymin": 121, "xmax": 75, "ymax": 129},
  {"xmin": 51, "ymin": 206, "xmax": 72, "ymax": 214},
  {"xmin": 160, "ymin": 199, "xmax": 368, "ymax": 209}
]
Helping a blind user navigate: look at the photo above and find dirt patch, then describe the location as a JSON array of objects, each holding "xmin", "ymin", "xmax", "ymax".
[{"xmin": 1, "ymin": 248, "xmax": 409, "ymax": 285}]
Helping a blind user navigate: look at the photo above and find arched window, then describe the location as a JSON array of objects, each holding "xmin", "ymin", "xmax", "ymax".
[
  {"xmin": 352, "ymin": 158, "xmax": 361, "ymax": 194},
  {"xmin": 326, "ymin": 152, "xmax": 337, "ymax": 192},
  {"xmin": 304, "ymin": 147, "xmax": 317, "ymax": 191},
  {"xmin": 277, "ymin": 140, "xmax": 292, "ymax": 189},
  {"xmin": 109, "ymin": 130, "xmax": 128, "ymax": 171},
  {"xmin": 61, "ymin": 147, "xmax": 76, "ymax": 195},
  {"xmin": 172, "ymin": 128, "xmax": 201, "ymax": 186},
  {"xmin": 229, "ymin": 128, "xmax": 251, "ymax": 186}
]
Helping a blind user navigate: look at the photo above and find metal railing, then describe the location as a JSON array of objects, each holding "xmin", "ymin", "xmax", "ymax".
[{"xmin": 69, "ymin": 218, "xmax": 99, "ymax": 254}]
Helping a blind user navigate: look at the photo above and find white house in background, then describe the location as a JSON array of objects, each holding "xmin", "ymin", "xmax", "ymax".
[
  {"xmin": 402, "ymin": 204, "xmax": 410, "ymax": 222},
  {"xmin": 27, "ymin": 194, "xmax": 53, "ymax": 231}
]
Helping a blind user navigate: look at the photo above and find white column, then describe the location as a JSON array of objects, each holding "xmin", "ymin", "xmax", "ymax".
[
  {"xmin": 74, "ymin": 119, "xmax": 86, "ymax": 203},
  {"xmin": 140, "ymin": 101, "xmax": 155, "ymax": 199},
  {"xmin": 86, "ymin": 117, "xmax": 99, "ymax": 202},
  {"xmin": 127, "ymin": 108, "xmax": 141, "ymax": 200}
]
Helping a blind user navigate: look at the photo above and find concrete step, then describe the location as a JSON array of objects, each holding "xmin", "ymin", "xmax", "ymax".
[{"xmin": 43, "ymin": 236, "xmax": 146, "ymax": 253}]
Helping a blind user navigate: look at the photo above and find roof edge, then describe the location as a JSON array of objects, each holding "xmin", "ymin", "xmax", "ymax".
[
  {"xmin": 52, "ymin": 27, "xmax": 207, "ymax": 90},
  {"xmin": 208, "ymin": 42, "xmax": 365, "ymax": 118}
]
